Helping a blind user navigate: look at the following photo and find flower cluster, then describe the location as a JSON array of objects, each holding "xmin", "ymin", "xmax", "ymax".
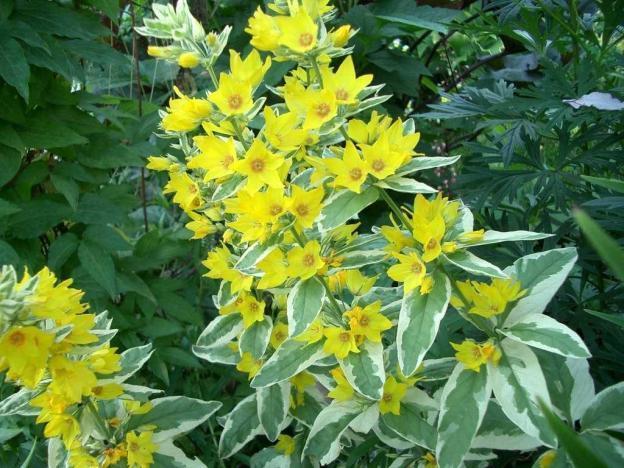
[
  {"xmin": 0, "ymin": 265, "xmax": 219, "ymax": 467},
  {"xmin": 141, "ymin": 1, "xmax": 593, "ymax": 466}
]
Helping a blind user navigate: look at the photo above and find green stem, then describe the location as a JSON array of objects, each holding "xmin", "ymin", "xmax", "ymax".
[
  {"xmin": 206, "ymin": 64, "xmax": 219, "ymax": 89},
  {"xmin": 310, "ymin": 55, "xmax": 325, "ymax": 88},
  {"xmin": 230, "ymin": 119, "xmax": 249, "ymax": 150},
  {"xmin": 379, "ymin": 189, "xmax": 412, "ymax": 230}
]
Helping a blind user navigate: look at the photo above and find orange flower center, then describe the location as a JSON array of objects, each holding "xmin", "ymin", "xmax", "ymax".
[
  {"xmin": 296, "ymin": 204, "xmax": 309, "ymax": 217},
  {"xmin": 92, "ymin": 386, "xmax": 103, "ymax": 395},
  {"xmin": 8, "ymin": 331, "xmax": 25, "ymax": 346},
  {"xmin": 228, "ymin": 94, "xmax": 243, "ymax": 110},
  {"xmin": 372, "ymin": 159, "xmax": 385, "ymax": 172},
  {"xmin": 222, "ymin": 155, "xmax": 234, "ymax": 168},
  {"xmin": 299, "ymin": 33, "xmax": 314, "ymax": 47},
  {"xmin": 315, "ymin": 103, "xmax": 331, "ymax": 118},
  {"xmin": 426, "ymin": 238, "xmax": 438, "ymax": 250},
  {"xmin": 339, "ymin": 332, "xmax": 351, "ymax": 343},
  {"xmin": 270, "ymin": 204, "xmax": 283, "ymax": 216},
  {"xmin": 303, "ymin": 253, "xmax": 316, "ymax": 267},
  {"xmin": 359, "ymin": 315, "xmax": 370, "ymax": 326},
  {"xmin": 249, "ymin": 302, "xmax": 259, "ymax": 312},
  {"xmin": 411, "ymin": 262, "xmax": 422, "ymax": 274},
  {"xmin": 349, "ymin": 167, "xmax": 363, "ymax": 181},
  {"xmin": 251, "ymin": 158, "xmax": 265, "ymax": 172},
  {"xmin": 382, "ymin": 393, "xmax": 393, "ymax": 402},
  {"xmin": 335, "ymin": 88, "xmax": 349, "ymax": 101}
]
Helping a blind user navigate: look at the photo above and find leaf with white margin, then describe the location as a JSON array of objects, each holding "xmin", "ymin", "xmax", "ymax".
[
  {"xmin": 568, "ymin": 358, "xmax": 595, "ymax": 422},
  {"xmin": 339, "ymin": 340, "xmax": 385, "ymax": 400},
  {"xmin": 396, "ymin": 155, "xmax": 461, "ymax": 176},
  {"xmin": 251, "ymin": 338, "xmax": 326, "ymax": 388},
  {"xmin": 240, "ymin": 317, "xmax": 272, "ymax": 359},
  {"xmin": 457, "ymin": 230, "xmax": 552, "ymax": 248},
  {"xmin": 501, "ymin": 314, "xmax": 590, "ymax": 358},
  {"xmin": 374, "ymin": 419, "xmax": 414, "ymax": 450},
  {"xmin": 287, "ymin": 277, "xmax": 325, "ymax": 337},
  {"xmin": 0, "ymin": 387, "xmax": 40, "ymax": 416},
  {"xmin": 303, "ymin": 399, "xmax": 368, "ymax": 464},
  {"xmin": 381, "ymin": 402, "xmax": 437, "ymax": 450},
  {"xmin": 153, "ymin": 440, "xmax": 206, "ymax": 467},
  {"xmin": 349, "ymin": 402, "xmax": 380, "ymax": 433},
  {"xmin": 443, "ymin": 250, "xmax": 507, "ymax": 278},
  {"xmin": 473, "ymin": 400, "xmax": 541, "ymax": 451},
  {"xmin": 99, "ymin": 344, "xmax": 153, "ymax": 384},
  {"xmin": 192, "ymin": 342, "xmax": 239, "ymax": 365},
  {"xmin": 581, "ymin": 381, "xmax": 624, "ymax": 432},
  {"xmin": 127, "ymin": 397, "xmax": 222, "ymax": 443},
  {"xmin": 397, "ymin": 271, "xmax": 451, "ymax": 376},
  {"xmin": 319, "ymin": 186, "xmax": 379, "ymax": 231},
  {"xmin": 235, "ymin": 242, "xmax": 275, "ymax": 272},
  {"xmin": 375, "ymin": 177, "xmax": 436, "ymax": 194},
  {"xmin": 336, "ymin": 249, "xmax": 387, "ymax": 270},
  {"xmin": 503, "ymin": 248, "xmax": 577, "ymax": 325},
  {"xmin": 436, "ymin": 363, "xmax": 492, "ymax": 468},
  {"xmin": 219, "ymin": 394, "xmax": 263, "ymax": 458},
  {"xmin": 489, "ymin": 339, "xmax": 555, "ymax": 446},
  {"xmin": 258, "ymin": 381, "xmax": 291, "ymax": 441},
  {"xmin": 195, "ymin": 314, "xmax": 244, "ymax": 350},
  {"xmin": 579, "ymin": 433, "xmax": 624, "ymax": 466},
  {"xmin": 47, "ymin": 438, "xmax": 67, "ymax": 468},
  {"xmin": 122, "ymin": 384, "xmax": 164, "ymax": 399},
  {"xmin": 250, "ymin": 447, "xmax": 291, "ymax": 468}
]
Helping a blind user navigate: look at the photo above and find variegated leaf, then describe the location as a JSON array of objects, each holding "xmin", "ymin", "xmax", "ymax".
[
  {"xmin": 396, "ymin": 155, "xmax": 461, "ymax": 176},
  {"xmin": 375, "ymin": 177, "xmax": 436, "ymax": 194},
  {"xmin": 581, "ymin": 382, "xmax": 624, "ymax": 432},
  {"xmin": 195, "ymin": 314, "xmax": 244, "ymax": 350},
  {"xmin": 287, "ymin": 278, "xmax": 325, "ymax": 337},
  {"xmin": 381, "ymin": 402, "xmax": 437, "ymax": 450},
  {"xmin": 319, "ymin": 187, "xmax": 379, "ymax": 231},
  {"xmin": 219, "ymin": 394, "xmax": 263, "ymax": 458},
  {"xmin": 443, "ymin": 250, "xmax": 507, "ymax": 278},
  {"xmin": 240, "ymin": 317, "xmax": 272, "ymax": 359},
  {"xmin": 339, "ymin": 340, "xmax": 385, "ymax": 400},
  {"xmin": 258, "ymin": 382, "xmax": 291, "ymax": 441},
  {"xmin": 458, "ymin": 230, "xmax": 552, "ymax": 248}
]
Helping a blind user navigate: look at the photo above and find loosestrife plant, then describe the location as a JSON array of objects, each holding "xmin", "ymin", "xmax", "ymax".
[
  {"xmin": 0, "ymin": 266, "xmax": 221, "ymax": 467},
  {"xmin": 139, "ymin": 1, "xmax": 616, "ymax": 466}
]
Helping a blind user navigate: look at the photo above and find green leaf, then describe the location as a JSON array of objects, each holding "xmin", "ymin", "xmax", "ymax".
[
  {"xmin": 319, "ymin": 187, "xmax": 379, "ymax": 231},
  {"xmin": 457, "ymin": 230, "xmax": 552, "ymax": 247},
  {"xmin": 257, "ymin": 382, "xmax": 290, "ymax": 442},
  {"xmin": 397, "ymin": 271, "xmax": 451, "ymax": 376},
  {"xmin": 251, "ymin": 338, "xmax": 326, "ymax": 388},
  {"xmin": 382, "ymin": 402, "xmax": 437, "ymax": 450},
  {"xmin": 194, "ymin": 314, "xmax": 244, "ymax": 353},
  {"xmin": 303, "ymin": 400, "xmax": 366, "ymax": 464},
  {"xmin": 474, "ymin": 400, "xmax": 541, "ymax": 451},
  {"xmin": 581, "ymin": 382, "xmax": 624, "ymax": 432},
  {"xmin": 504, "ymin": 248, "xmax": 577, "ymax": 325},
  {"xmin": 219, "ymin": 394, "xmax": 263, "ymax": 459},
  {"xmin": 375, "ymin": 4, "xmax": 461, "ymax": 33},
  {"xmin": 436, "ymin": 364, "xmax": 492, "ymax": 468},
  {"xmin": 128, "ymin": 396, "xmax": 221, "ymax": 443},
  {"xmin": 287, "ymin": 277, "xmax": 325, "ymax": 337},
  {"xmin": 77, "ymin": 240, "xmax": 117, "ymax": 298},
  {"xmin": 8, "ymin": 199, "xmax": 71, "ymax": 238},
  {"xmin": 574, "ymin": 209, "xmax": 624, "ymax": 282},
  {"xmin": 539, "ymin": 401, "xmax": 608, "ymax": 468},
  {"xmin": 0, "ymin": 147, "xmax": 21, "ymax": 188},
  {"xmin": 339, "ymin": 340, "xmax": 385, "ymax": 400},
  {"xmin": 490, "ymin": 339, "xmax": 555, "ymax": 446},
  {"xmin": 396, "ymin": 155, "xmax": 461, "ymax": 176},
  {"xmin": 75, "ymin": 193, "xmax": 126, "ymax": 225},
  {"xmin": 47, "ymin": 233, "xmax": 79, "ymax": 272},
  {"xmin": 501, "ymin": 314, "xmax": 590, "ymax": 358},
  {"xmin": 585, "ymin": 309, "xmax": 624, "ymax": 329},
  {"xmin": 443, "ymin": 250, "xmax": 507, "ymax": 278},
  {"xmin": 0, "ymin": 38, "xmax": 29, "ymax": 101},
  {"xmin": 581, "ymin": 175, "xmax": 624, "ymax": 193},
  {"xmin": 50, "ymin": 174, "xmax": 79, "ymax": 210},
  {"xmin": 375, "ymin": 176, "xmax": 436, "ymax": 194},
  {"xmin": 0, "ymin": 240, "xmax": 19, "ymax": 267},
  {"xmin": 240, "ymin": 317, "xmax": 272, "ymax": 359}
]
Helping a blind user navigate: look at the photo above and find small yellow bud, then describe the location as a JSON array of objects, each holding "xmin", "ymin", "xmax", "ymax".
[
  {"xmin": 147, "ymin": 45, "xmax": 168, "ymax": 58},
  {"xmin": 330, "ymin": 25, "xmax": 352, "ymax": 47},
  {"xmin": 178, "ymin": 52, "xmax": 201, "ymax": 69}
]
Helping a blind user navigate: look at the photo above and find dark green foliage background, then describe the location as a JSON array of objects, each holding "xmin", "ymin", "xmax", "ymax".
[{"xmin": 0, "ymin": 0, "xmax": 622, "ymax": 466}]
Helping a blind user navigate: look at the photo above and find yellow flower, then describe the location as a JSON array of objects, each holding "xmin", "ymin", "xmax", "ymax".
[
  {"xmin": 380, "ymin": 225, "xmax": 416, "ymax": 253},
  {"xmin": 328, "ymin": 367, "xmax": 355, "ymax": 401},
  {"xmin": 88, "ymin": 346, "xmax": 121, "ymax": 374},
  {"xmin": 290, "ymin": 371, "xmax": 315, "ymax": 393},
  {"xmin": 48, "ymin": 356, "xmax": 97, "ymax": 403},
  {"xmin": 329, "ymin": 24, "xmax": 352, "ymax": 47},
  {"xmin": 28, "ymin": 267, "xmax": 87, "ymax": 320},
  {"xmin": 347, "ymin": 111, "xmax": 394, "ymax": 145},
  {"xmin": 232, "ymin": 139, "xmax": 285, "ymax": 193},
  {"xmin": 275, "ymin": 434, "xmax": 296, "ymax": 455},
  {"xmin": 412, "ymin": 193, "xmax": 460, "ymax": 229},
  {"xmin": 185, "ymin": 212, "xmax": 217, "ymax": 240},
  {"xmin": 323, "ymin": 327, "xmax": 359, "ymax": 359},
  {"xmin": 126, "ymin": 431, "xmax": 158, "ymax": 468},
  {"xmin": 237, "ymin": 352, "xmax": 263, "ymax": 379},
  {"xmin": 258, "ymin": 248, "xmax": 290, "ymax": 289},
  {"xmin": 69, "ymin": 446, "xmax": 99, "ymax": 468},
  {"xmin": 385, "ymin": 118, "xmax": 422, "ymax": 161},
  {"xmin": 189, "ymin": 135, "xmax": 238, "ymax": 181},
  {"xmin": 62, "ymin": 313, "xmax": 97, "ymax": 345},
  {"xmin": 330, "ymin": 270, "xmax": 376, "ymax": 295},
  {"xmin": 287, "ymin": 185, "xmax": 324, "ymax": 229},
  {"xmin": 379, "ymin": 376, "xmax": 407, "ymax": 415},
  {"xmin": 102, "ymin": 445, "xmax": 127, "ymax": 467},
  {"xmin": 360, "ymin": 133, "xmax": 405, "ymax": 180},
  {"xmin": 146, "ymin": 156, "xmax": 175, "ymax": 172},
  {"xmin": 387, "ymin": 252, "xmax": 427, "ymax": 293},
  {"xmin": 324, "ymin": 141, "xmax": 369, "ymax": 193},
  {"xmin": 295, "ymin": 318, "xmax": 325, "ymax": 344},
  {"xmin": 539, "ymin": 450, "xmax": 558, "ymax": 468},
  {"xmin": 229, "ymin": 49, "xmax": 271, "ymax": 87},
  {"xmin": 125, "ymin": 400, "xmax": 153, "ymax": 415},
  {"xmin": 178, "ymin": 51, "xmax": 200, "ymax": 68},
  {"xmin": 344, "ymin": 301, "xmax": 392, "ymax": 342},
  {"xmin": 301, "ymin": 89, "xmax": 337, "ymax": 129},
  {"xmin": 422, "ymin": 452, "xmax": 437, "ymax": 468},
  {"xmin": 209, "ymin": 73, "xmax": 254, "ymax": 116},
  {"xmin": 286, "ymin": 240, "xmax": 325, "ymax": 280},
  {"xmin": 44, "ymin": 414, "xmax": 80, "ymax": 448},
  {"xmin": 163, "ymin": 171, "xmax": 202, "ymax": 213},
  {"xmin": 30, "ymin": 390, "xmax": 71, "ymax": 424},
  {"xmin": 0, "ymin": 326, "xmax": 53, "ymax": 388},
  {"xmin": 147, "ymin": 45, "xmax": 171, "ymax": 59},
  {"xmin": 161, "ymin": 87, "xmax": 212, "ymax": 132},
  {"xmin": 451, "ymin": 339, "xmax": 501, "ymax": 372},
  {"xmin": 245, "ymin": 7, "xmax": 281, "ymax": 52},
  {"xmin": 270, "ymin": 322, "xmax": 289, "ymax": 348},
  {"xmin": 453, "ymin": 278, "xmax": 526, "ymax": 318},
  {"xmin": 321, "ymin": 56, "xmax": 373, "ymax": 104},
  {"xmin": 202, "ymin": 246, "xmax": 254, "ymax": 294},
  {"xmin": 458, "ymin": 229, "xmax": 486, "ymax": 244},
  {"xmin": 91, "ymin": 383, "xmax": 124, "ymax": 400},
  {"xmin": 263, "ymin": 107, "xmax": 309, "ymax": 152},
  {"xmin": 240, "ymin": 294, "xmax": 266, "ymax": 328},
  {"xmin": 276, "ymin": 8, "xmax": 318, "ymax": 53},
  {"xmin": 412, "ymin": 216, "xmax": 446, "ymax": 263}
]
